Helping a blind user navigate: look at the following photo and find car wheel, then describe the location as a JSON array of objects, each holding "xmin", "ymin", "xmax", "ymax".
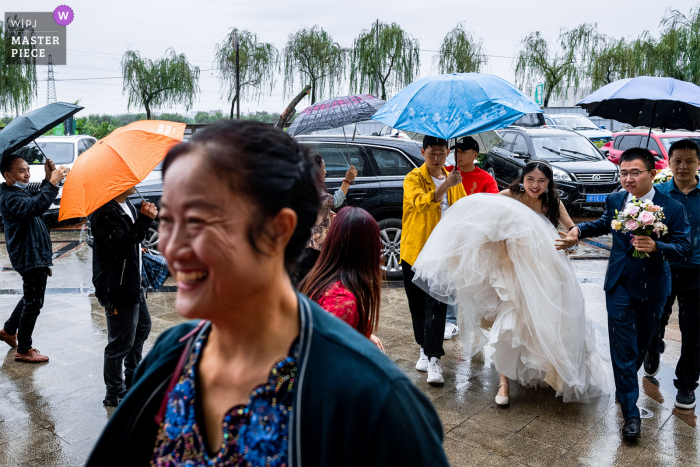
[
  {"xmin": 487, "ymin": 167, "xmax": 496, "ymax": 179},
  {"xmin": 143, "ymin": 227, "xmax": 160, "ymax": 255},
  {"xmin": 378, "ymin": 219, "xmax": 402, "ymax": 281}
]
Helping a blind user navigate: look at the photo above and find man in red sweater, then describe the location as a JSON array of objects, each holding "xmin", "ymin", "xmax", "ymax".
[
  {"xmin": 443, "ymin": 136, "xmax": 499, "ymax": 340},
  {"xmin": 445, "ymin": 136, "xmax": 499, "ymax": 195}
]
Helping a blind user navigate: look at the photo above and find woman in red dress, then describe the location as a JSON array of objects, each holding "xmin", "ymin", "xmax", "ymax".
[{"xmin": 300, "ymin": 206, "xmax": 384, "ymax": 351}]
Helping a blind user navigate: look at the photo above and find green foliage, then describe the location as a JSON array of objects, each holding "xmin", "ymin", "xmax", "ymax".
[
  {"xmin": 215, "ymin": 28, "xmax": 279, "ymax": 118},
  {"xmin": 655, "ymin": 6, "xmax": 700, "ymax": 85},
  {"xmin": 283, "ymin": 25, "xmax": 346, "ymax": 104},
  {"xmin": 349, "ymin": 22, "xmax": 420, "ymax": 100},
  {"xmin": 121, "ymin": 48, "xmax": 200, "ymax": 119},
  {"xmin": 515, "ymin": 25, "xmax": 597, "ymax": 107},
  {"xmin": 75, "ymin": 117, "xmax": 117, "ymax": 139},
  {"xmin": 0, "ymin": 17, "xmax": 38, "ymax": 115},
  {"xmin": 435, "ymin": 24, "xmax": 487, "ymax": 74},
  {"xmin": 593, "ymin": 140, "xmax": 606, "ymax": 148}
]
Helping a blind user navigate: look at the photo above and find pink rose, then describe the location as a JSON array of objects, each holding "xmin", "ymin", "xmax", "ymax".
[
  {"xmin": 624, "ymin": 219, "xmax": 639, "ymax": 231},
  {"xmin": 628, "ymin": 206, "xmax": 640, "ymax": 217},
  {"xmin": 639, "ymin": 211, "xmax": 655, "ymax": 226},
  {"xmin": 647, "ymin": 205, "xmax": 661, "ymax": 212}
]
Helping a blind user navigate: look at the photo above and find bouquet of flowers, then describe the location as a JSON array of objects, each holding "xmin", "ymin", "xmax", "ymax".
[
  {"xmin": 653, "ymin": 168, "xmax": 673, "ymax": 185},
  {"xmin": 611, "ymin": 197, "xmax": 668, "ymax": 259}
]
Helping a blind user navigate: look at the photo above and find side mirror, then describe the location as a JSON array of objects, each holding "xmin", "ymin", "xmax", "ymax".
[
  {"xmin": 600, "ymin": 125, "xmax": 606, "ymax": 129},
  {"xmin": 650, "ymin": 150, "xmax": 662, "ymax": 161}
]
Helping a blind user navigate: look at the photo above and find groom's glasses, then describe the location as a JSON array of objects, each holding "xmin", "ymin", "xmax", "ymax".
[{"xmin": 620, "ymin": 170, "xmax": 651, "ymax": 179}]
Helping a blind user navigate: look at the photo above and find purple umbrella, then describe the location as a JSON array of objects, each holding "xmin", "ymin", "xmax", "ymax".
[{"xmin": 287, "ymin": 94, "xmax": 385, "ymax": 137}]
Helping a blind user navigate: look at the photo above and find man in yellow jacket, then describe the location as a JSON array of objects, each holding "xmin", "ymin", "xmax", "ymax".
[{"xmin": 401, "ymin": 136, "xmax": 467, "ymax": 385}]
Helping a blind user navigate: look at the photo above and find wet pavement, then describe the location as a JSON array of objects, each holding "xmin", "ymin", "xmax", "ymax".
[{"xmin": 0, "ymin": 222, "xmax": 697, "ymax": 466}]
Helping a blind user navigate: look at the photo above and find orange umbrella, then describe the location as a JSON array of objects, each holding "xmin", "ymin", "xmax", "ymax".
[{"xmin": 58, "ymin": 120, "xmax": 185, "ymax": 221}]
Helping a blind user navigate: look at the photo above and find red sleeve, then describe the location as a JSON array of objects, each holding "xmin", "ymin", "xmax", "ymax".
[
  {"xmin": 484, "ymin": 176, "xmax": 499, "ymax": 194},
  {"xmin": 317, "ymin": 282, "xmax": 360, "ymax": 330},
  {"xmin": 445, "ymin": 165, "xmax": 454, "ymax": 172}
]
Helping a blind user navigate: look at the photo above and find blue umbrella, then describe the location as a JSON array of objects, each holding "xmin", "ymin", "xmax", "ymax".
[
  {"xmin": 577, "ymin": 76, "xmax": 700, "ymax": 132},
  {"xmin": 371, "ymin": 73, "xmax": 542, "ymax": 140}
]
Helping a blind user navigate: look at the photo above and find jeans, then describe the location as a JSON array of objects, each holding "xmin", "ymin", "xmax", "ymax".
[
  {"xmin": 648, "ymin": 266, "xmax": 700, "ymax": 391},
  {"xmin": 401, "ymin": 261, "xmax": 447, "ymax": 360},
  {"xmin": 3, "ymin": 267, "xmax": 49, "ymax": 354},
  {"xmin": 446, "ymin": 304, "xmax": 457, "ymax": 325},
  {"xmin": 104, "ymin": 291, "xmax": 151, "ymax": 397},
  {"xmin": 606, "ymin": 280, "xmax": 665, "ymax": 419}
]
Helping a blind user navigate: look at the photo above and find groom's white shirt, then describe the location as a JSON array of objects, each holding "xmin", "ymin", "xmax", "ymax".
[{"xmin": 625, "ymin": 187, "xmax": 655, "ymax": 204}]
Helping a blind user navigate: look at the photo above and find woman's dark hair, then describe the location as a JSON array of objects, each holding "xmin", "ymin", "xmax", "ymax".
[
  {"xmin": 619, "ymin": 147, "xmax": 655, "ymax": 170},
  {"xmin": 162, "ymin": 120, "xmax": 320, "ymax": 273},
  {"xmin": 299, "ymin": 207, "xmax": 382, "ymax": 337},
  {"xmin": 508, "ymin": 160, "xmax": 561, "ymax": 226},
  {"xmin": 310, "ymin": 153, "xmax": 328, "ymax": 193}
]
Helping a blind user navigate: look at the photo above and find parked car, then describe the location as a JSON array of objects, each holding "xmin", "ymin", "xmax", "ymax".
[
  {"xmin": 295, "ymin": 135, "xmax": 425, "ymax": 279},
  {"xmin": 606, "ymin": 130, "xmax": 700, "ymax": 169},
  {"xmin": 482, "ymin": 127, "xmax": 620, "ymax": 213},
  {"xmin": 543, "ymin": 114, "xmax": 612, "ymax": 144},
  {"xmin": 11, "ymin": 135, "xmax": 97, "ymax": 221},
  {"xmin": 511, "ymin": 113, "xmax": 545, "ymax": 128}
]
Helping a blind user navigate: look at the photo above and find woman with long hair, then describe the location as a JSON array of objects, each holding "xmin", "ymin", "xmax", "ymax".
[
  {"xmin": 411, "ymin": 160, "xmax": 610, "ymax": 407},
  {"xmin": 86, "ymin": 120, "xmax": 448, "ymax": 466},
  {"xmin": 300, "ymin": 206, "xmax": 384, "ymax": 350},
  {"xmin": 293, "ymin": 154, "xmax": 357, "ymax": 285}
]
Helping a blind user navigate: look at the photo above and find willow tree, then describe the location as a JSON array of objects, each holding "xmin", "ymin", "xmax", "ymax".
[
  {"xmin": 434, "ymin": 23, "xmax": 487, "ymax": 74},
  {"xmin": 283, "ymin": 26, "xmax": 347, "ymax": 104},
  {"xmin": 515, "ymin": 25, "xmax": 597, "ymax": 107},
  {"xmin": 349, "ymin": 22, "xmax": 420, "ymax": 100},
  {"xmin": 655, "ymin": 6, "xmax": 700, "ymax": 85},
  {"xmin": 214, "ymin": 28, "xmax": 278, "ymax": 119},
  {"xmin": 0, "ymin": 17, "xmax": 38, "ymax": 116},
  {"xmin": 121, "ymin": 48, "xmax": 200, "ymax": 119}
]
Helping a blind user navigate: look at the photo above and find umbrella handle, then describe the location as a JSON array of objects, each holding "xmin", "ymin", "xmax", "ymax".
[{"xmin": 134, "ymin": 186, "xmax": 147, "ymax": 202}]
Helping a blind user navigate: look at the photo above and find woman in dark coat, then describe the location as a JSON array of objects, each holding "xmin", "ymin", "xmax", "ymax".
[{"xmin": 86, "ymin": 120, "xmax": 448, "ymax": 467}]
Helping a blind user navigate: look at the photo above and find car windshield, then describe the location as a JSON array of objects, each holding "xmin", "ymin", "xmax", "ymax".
[
  {"xmin": 531, "ymin": 135, "xmax": 603, "ymax": 161},
  {"xmin": 15, "ymin": 142, "xmax": 75, "ymax": 165},
  {"xmin": 551, "ymin": 116, "xmax": 598, "ymax": 130},
  {"xmin": 659, "ymin": 136, "xmax": 700, "ymax": 152}
]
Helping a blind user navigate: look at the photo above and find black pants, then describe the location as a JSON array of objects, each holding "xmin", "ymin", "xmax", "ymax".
[
  {"xmin": 649, "ymin": 266, "xmax": 700, "ymax": 391},
  {"xmin": 402, "ymin": 261, "xmax": 447, "ymax": 360},
  {"xmin": 104, "ymin": 292, "xmax": 151, "ymax": 397},
  {"xmin": 3, "ymin": 267, "xmax": 49, "ymax": 354},
  {"xmin": 293, "ymin": 247, "xmax": 321, "ymax": 288}
]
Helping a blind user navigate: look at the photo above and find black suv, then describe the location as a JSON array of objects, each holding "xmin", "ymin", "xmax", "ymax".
[
  {"xmin": 296, "ymin": 135, "xmax": 425, "ymax": 279},
  {"xmin": 482, "ymin": 127, "xmax": 620, "ymax": 212}
]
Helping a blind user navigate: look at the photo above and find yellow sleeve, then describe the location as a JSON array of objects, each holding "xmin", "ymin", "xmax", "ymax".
[{"xmin": 404, "ymin": 171, "xmax": 439, "ymax": 214}]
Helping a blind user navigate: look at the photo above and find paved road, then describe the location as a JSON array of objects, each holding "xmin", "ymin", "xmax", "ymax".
[{"xmin": 0, "ymin": 223, "xmax": 697, "ymax": 466}]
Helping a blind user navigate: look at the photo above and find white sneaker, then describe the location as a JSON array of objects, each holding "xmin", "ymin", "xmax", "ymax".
[
  {"xmin": 416, "ymin": 348, "xmax": 429, "ymax": 371},
  {"xmin": 427, "ymin": 358, "xmax": 444, "ymax": 384},
  {"xmin": 444, "ymin": 323, "xmax": 459, "ymax": 340}
]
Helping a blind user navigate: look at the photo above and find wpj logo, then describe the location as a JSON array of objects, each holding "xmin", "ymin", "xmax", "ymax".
[{"xmin": 4, "ymin": 8, "xmax": 70, "ymax": 65}]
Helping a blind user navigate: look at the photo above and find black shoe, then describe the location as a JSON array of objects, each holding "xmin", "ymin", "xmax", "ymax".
[
  {"xmin": 103, "ymin": 393, "xmax": 122, "ymax": 407},
  {"xmin": 675, "ymin": 388, "xmax": 696, "ymax": 410},
  {"xmin": 658, "ymin": 339, "xmax": 666, "ymax": 354},
  {"xmin": 643, "ymin": 351, "xmax": 660, "ymax": 377},
  {"xmin": 622, "ymin": 417, "xmax": 641, "ymax": 438}
]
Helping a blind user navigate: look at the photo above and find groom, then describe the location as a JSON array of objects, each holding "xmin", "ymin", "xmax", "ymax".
[{"xmin": 571, "ymin": 147, "xmax": 691, "ymax": 438}]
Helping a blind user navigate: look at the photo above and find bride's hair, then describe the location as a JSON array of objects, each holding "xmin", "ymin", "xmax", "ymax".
[{"xmin": 508, "ymin": 161, "xmax": 561, "ymax": 227}]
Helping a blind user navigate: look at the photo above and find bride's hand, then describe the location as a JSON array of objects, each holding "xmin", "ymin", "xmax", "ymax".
[
  {"xmin": 555, "ymin": 231, "xmax": 577, "ymax": 250},
  {"xmin": 370, "ymin": 334, "xmax": 384, "ymax": 353}
]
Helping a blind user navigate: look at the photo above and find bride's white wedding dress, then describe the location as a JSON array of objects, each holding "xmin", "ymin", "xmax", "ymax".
[{"xmin": 412, "ymin": 194, "xmax": 610, "ymax": 402}]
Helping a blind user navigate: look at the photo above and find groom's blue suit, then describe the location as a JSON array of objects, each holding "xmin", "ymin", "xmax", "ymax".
[{"xmin": 577, "ymin": 189, "xmax": 691, "ymax": 419}]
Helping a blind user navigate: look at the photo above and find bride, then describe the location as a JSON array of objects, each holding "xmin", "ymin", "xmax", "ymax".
[{"xmin": 412, "ymin": 160, "xmax": 610, "ymax": 405}]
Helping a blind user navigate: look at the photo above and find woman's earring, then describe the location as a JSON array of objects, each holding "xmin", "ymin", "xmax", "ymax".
[
  {"xmin": 544, "ymin": 188, "xmax": 549, "ymax": 193},
  {"xmin": 519, "ymin": 183, "xmax": 525, "ymax": 192}
]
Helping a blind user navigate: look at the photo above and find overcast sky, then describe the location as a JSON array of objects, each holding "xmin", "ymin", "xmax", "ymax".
[{"xmin": 4, "ymin": 0, "xmax": 697, "ymax": 117}]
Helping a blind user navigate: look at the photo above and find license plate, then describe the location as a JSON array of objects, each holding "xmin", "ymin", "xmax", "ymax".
[{"xmin": 586, "ymin": 194, "xmax": 608, "ymax": 203}]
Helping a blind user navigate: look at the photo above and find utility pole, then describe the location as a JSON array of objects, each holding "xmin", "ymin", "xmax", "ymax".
[
  {"xmin": 375, "ymin": 20, "xmax": 379, "ymax": 98},
  {"xmin": 233, "ymin": 31, "xmax": 240, "ymax": 119},
  {"xmin": 47, "ymin": 54, "xmax": 57, "ymax": 105}
]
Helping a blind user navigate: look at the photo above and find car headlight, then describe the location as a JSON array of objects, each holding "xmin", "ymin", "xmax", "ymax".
[{"xmin": 552, "ymin": 168, "xmax": 572, "ymax": 182}]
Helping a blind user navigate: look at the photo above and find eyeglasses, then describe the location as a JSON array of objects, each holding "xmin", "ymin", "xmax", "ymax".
[{"xmin": 620, "ymin": 170, "xmax": 651, "ymax": 178}]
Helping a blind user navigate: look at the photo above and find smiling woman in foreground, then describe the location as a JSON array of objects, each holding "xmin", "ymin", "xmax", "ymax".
[{"xmin": 86, "ymin": 120, "xmax": 448, "ymax": 467}]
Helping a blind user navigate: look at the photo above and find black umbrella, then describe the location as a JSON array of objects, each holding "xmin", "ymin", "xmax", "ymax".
[
  {"xmin": 0, "ymin": 102, "xmax": 84, "ymax": 159},
  {"xmin": 287, "ymin": 94, "xmax": 385, "ymax": 137},
  {"xmin": 577, "ymin": 77, "xmax": 700, "ymax": 147}
]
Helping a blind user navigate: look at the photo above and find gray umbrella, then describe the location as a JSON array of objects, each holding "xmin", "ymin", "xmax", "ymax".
[
  {"xmin": 0, "ymin": 102, "xmax": 84, "ymax": 159},
  {"xmin": 287, "ymin": 94, "xmax": 385, "ymax": 137}
]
